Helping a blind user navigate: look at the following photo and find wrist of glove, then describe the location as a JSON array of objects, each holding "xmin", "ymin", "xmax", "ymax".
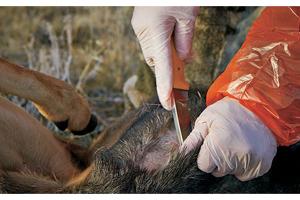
[
  {"xmin": 182, "ymin": 97, "xmax": 277, "ymax": 181},
  {"xmin": 131, "ymin": 7, "xmax": 199, "ymax": 110}
]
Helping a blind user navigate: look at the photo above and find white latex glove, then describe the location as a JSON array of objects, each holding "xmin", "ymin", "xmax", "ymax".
[
  {"xmin": 182, "ymin": 97, "xmax": 277, "ymax": 181},
  {"xmin": 131, "ymin": 6, "xmax": 199, "ymax": 110}
]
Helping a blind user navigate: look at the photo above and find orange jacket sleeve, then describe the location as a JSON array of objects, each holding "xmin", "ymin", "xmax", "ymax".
[{"xmin": 206, "ymin": 7, "xmax": 300, "ymax": 146}]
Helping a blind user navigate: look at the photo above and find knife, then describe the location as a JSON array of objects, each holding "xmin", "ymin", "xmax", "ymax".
[{"xmin": 171, "ymin": 41, "xmax": 191, "ymax": 145}]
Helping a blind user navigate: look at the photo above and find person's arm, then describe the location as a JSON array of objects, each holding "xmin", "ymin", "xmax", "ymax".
[
  {"xmin": 131, "ymin": 6, "xmax": 199, "ymax": 110},
  {"xmin": 182, "ymin": 97, "xmax": 277, "ymax": 181},
  {"xmin": 132, "ymin": 7, "xmax": 277, "ymax": 181}
]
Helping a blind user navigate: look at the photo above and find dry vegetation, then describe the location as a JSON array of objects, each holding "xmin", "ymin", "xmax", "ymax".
[
  {"xmin": 0, "ymin": 7, "xmax": 149, "ymax": 144},
  {"xmin": 0, "ymin": 7, "xmax": 259, "ymax": 146},
  {"xmin": 0, "ymin": 7, "xmax": 146, "ymax": 119}
]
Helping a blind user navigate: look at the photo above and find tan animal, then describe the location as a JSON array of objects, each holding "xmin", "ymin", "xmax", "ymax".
[
  {"xmin": 2, "ymin": 58, "xmax": 300, "ymax": 194},
  {"xmin": 0, "ymin": 58, "xmax": 128, "ymax": 192}
]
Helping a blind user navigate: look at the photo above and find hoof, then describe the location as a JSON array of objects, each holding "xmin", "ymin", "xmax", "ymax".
[
  {"xmin": 72, "ymin": 114, "xmax": 98, "ymax": 135},
  {"xmin": 54, "ymin": 119, "xmax": 69, "ymax": 131}
]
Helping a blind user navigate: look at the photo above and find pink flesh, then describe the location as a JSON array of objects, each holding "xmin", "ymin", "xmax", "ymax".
[{"xmin": 139, "ymin": 129, "xmax": 180, "ymax": 171}]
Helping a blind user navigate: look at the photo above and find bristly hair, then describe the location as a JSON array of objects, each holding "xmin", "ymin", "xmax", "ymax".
[{"xmin": 73, "ymin": 102, "xmax": 300, "ymax": 193}]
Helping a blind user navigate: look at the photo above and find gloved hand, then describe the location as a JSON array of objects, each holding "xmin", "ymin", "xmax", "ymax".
[
  {"xmin": 182, "ymin": 97, "xmax": 277, "ymax": 181},
  {"xmin": 131, "ymin": 6, "xmax": 199, "ymax": 110}
]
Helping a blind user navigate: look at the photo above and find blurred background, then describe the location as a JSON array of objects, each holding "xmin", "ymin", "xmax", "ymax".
[
  {"xmin": 0, "ymin": 7, "xmax": 262, "ymax": 145},
  {"xmin": 0, "ymin": 7, "xmax": 143, "ymax": 119}
]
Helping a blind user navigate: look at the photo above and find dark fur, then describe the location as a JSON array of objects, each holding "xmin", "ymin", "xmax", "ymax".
[
  {"xmin": 2, "ymin": 95, "xmax": 300, "ymax": 193},
  {"xmin": 73, "ymin": 102, "xmax": 300, "ymax": 193}
]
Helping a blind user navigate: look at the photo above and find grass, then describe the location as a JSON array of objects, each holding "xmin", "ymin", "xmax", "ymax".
[
  {"xmin": 0, "ymin": 7, "xmax": 259, "ymax": 146},
  {"xmin": 0, "ymin": 7, "xmax": 147, "ymax": 145}
]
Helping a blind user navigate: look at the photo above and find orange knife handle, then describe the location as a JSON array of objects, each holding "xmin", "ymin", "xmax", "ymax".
[{"xmin": 171, "ymin": 41, "xmax": 190, "ymax": 90}]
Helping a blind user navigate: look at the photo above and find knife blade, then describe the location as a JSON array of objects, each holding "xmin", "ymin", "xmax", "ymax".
[
  {"xmin": 172, "ymin": 89, "xmax": 191, "ymax": 144},
  {"xmin": 171, "ymin": 41, "xmax": 191, "ymax": 145}
]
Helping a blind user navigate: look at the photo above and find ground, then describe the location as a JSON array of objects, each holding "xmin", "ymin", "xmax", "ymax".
[{"xmin": 0, "ymin": 6, "xmax": 261, "ymax": 147}]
